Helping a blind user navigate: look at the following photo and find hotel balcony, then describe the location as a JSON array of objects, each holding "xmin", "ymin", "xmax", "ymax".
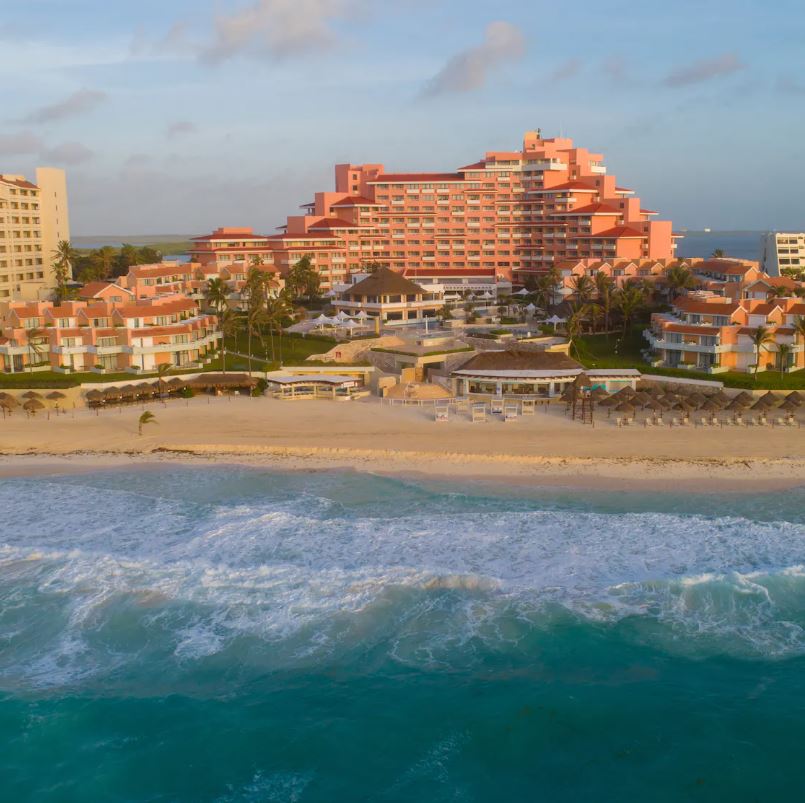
[
  {"xmin": 524, "ymin": 161, "xmax": 567, "ymax": 172},
  {"xmin": 643, "ymin": 330, "xmax": 728, "ymax": 355}
]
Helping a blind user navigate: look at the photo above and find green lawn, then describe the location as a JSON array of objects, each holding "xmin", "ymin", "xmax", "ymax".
[
  {"xmin": 576, "ymin": 324, "xmax": 805, "ymax": 390},
  {"xmin": 224, "ymin": 330, "xmax": 340, "ymax": 370}
]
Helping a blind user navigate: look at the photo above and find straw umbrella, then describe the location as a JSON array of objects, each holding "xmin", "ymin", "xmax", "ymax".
[
  {"xmin": 0, "ymin": 397, "xmax": 19, "ymax": 418},
  {"xmin": 23, "ymin": 398, "xmax": 45, "ymax": 416},
  {"xmin": 614, "ymin": 401, "xmax": 635, "ymax": 416},
  {"xmin": 701, "ymin": 399, "xmax": 722, "ymax": 414},
  {"xmin": 785, "ymin": 391, "xmax": 802, "ymax": 406},
  {"xmin": 687, "ymin": 392, "xmax": 707, "ymax": 407},
  {"xmin": 750, "ymin": 398, "xmax": 772, "ymax": 411},
  {"xmin": 21, "ymin": 390, "xmax": 43, "ymax": 400},
  {"xmin": 725, "ymin": 398, "xmax": 746, "ymax": 412},
  {"xmin": 778, "ymin": 399, "xmax": 799, "ymax": 414},
  {"xmin": 759, "ymin": 391, "xmax": 781, "ymax": 408},
  {"xmin": 712, "ymin": 390, "xmax": 731, "ymax": 406},
  {"xmin": 733, "ymin": 391, "xmax": 753, "ymax": 405},
  {"xmin": 46, "ymin": 390, "xmax": 67, "ymax": 416},
  {"xmin": 660, "ymin": 392, "xmax": 679, "ymax": 406},
  {"xmin": 590, "ymin": 387, "xmax": 609, "ymax": 402},
  {"xmin": 598, "ymin": 395, "xmax": 620, "ymax": 408},
  {"xmin": 632, "ymin": 391, "xmax": 651, "ymax": 407},
  {"xmin": 613, "ymin": 386, "xmax": 636, "ymax": 399}
]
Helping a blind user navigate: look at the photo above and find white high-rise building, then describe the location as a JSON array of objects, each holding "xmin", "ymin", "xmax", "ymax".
[
  {"xmin": 0, "ymin": 167, "xmax": 70, "ymax": 301},
  {"xmin": 760, "ymin": 231, "xmax": 805, "ymax": 277}
]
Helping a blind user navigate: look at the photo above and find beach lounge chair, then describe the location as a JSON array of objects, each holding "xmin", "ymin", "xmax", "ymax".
[
  {"xmin": 735, "ymin": 415, "xmax": 743, "ymax": 426},
  {"xmin": 471, "ymin": 404, "xmax": 487, "ymax": 423},
  {"xmin": 435, "ymin": 405, "xmax": 449, "ymax": 422},
  {"xmin": 504, "ymin": 405, "xmax": 518, "ymax": 422},
  {"xmin": 681, "ymin": 416, "xmax": 691, "ymax": 427},
  {"xmin": 521, "ymin": 399, "xmax": 535, "ymax": 416},
  {"xmin": 490, "ymin": 399, "xmax": 504, "ymax": 415},
  {"xmin": 670, "ymin": 416, "xmax": 679, "ymax": 427},
  {"xmin": 655, "ymin": 415, "xmax": 663, "ymax": 426},
  {"xmin": 711, "ymin": 416, "xmax": 720, "ymax": 427},
  {"xmin": 775, "ymin": 416, "xmax": 785, "ymax": 427},
  {"xmin": 644, "ymin": 417, "xmax": 654, "ymax": 427},
  {"xmin": 698, "ymin": 417, "xmax": 708, "ymax": 427}
]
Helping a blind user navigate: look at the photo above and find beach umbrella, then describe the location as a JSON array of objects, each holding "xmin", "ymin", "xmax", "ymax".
[
  {"xmin": 614, "ymin": 402, "xmax": 635, "ymax": 415},
  {"xmin": 314, "ymin": 314, "xmax": 329, "ymax": 323},
  {"xmin": 355, "ymin": 310, "xmax": 369, "ymax": 320},
  {"xmin": 514, "ymin": 288, "xmax": 530, "ymax": 296},
  {"xmin": 631, "ymin": 391, "xmax": 651, "ymax": 407},
  {"xmin": 687, "ymin": 392, "xmax": 707, "ymax": 407},
  {"xmin": 701, "ymin": 399, "xmax": 722, "ymax": 413},
  {"xmin": 660, "ymin": 393, "xmax": 679, "ymax": 405},
  {"xmin": 525, "ymin": 303, "xmax": 536, "ymax": 314},
  {"xmin": 0, "ymin": 396, "xmax": 19, "ymax": 408},
  {"xmin": 598, "ymin": 395, "xmax": 620, "ymax": 407},
  {"xmin": 733, "ymin": 391, "xmax": 753, "ymax": 405},
  {"xmin": 645, "ymin": 398, "xmax": 666, "ymax": 412},
  {"xmin": 785, "ymin": 391, "xmax": 803, "ymax": 406},
  {"xmin": 750, "ymin": 398, "xmax": 772, "ymax": 411},
  {"xmin": 759, "ymin": 391, "xmax": 781, "ymax": 407},
  {"xmin": 590, "ymin": 387, "xmax": 609, "ymax": 401},
  {"xmin": 712, "ymin": 390, "xmax": 731, "ymax": 405},
  {"xmin": 0, "ymin": 392, "xmax": 14, "ymax": 401},
  {"xmin": 167, "ymin": 377, "xmax": 186, "ymax": 388},
  {"xmin": 21, "ymin": 390, "xmax": 43, "ymax": 400},
  {"xmin": 559, "ymin": 387, "xmax": 575, "ymax": 403},
  {"xmin": 779, "ymin": 399, "xmax": 799, "ymax": 413},
  {"xmin": 23, "ymin": 399, "xmax": 45, "ymax": 414},
  {"xmin": 674, "ymin": 399, "xmax": 696, "ymax": 413},
  {"xmin": 46, "ymin": 391, "xmax": 66, "ymax": 401},
  {"xmin": 85, "ymin": 389, "xmax": 103, "ymax": 401},
  {"xmin": 725, "ymin": 398, "xmax": 746, "ymax": 411}
]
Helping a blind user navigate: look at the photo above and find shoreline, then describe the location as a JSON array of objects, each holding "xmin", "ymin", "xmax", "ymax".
[
  {"xmin": 1, "ymin": 447, "xmax": 803, "ymax": 494},
  {"xmin": 0, "ymin": 395, "xmax": 802, "ymax": 493}
]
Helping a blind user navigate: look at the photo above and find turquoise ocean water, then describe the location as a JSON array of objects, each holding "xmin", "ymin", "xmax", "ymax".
[{"xmin": 2, "ymin": 466, "xmax": 805, "ymax": 801}]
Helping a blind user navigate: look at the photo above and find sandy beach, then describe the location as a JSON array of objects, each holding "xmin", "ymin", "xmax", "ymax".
[{"xmin": 0, "ymin": 395, "xmax": 803, "ymax": 491}]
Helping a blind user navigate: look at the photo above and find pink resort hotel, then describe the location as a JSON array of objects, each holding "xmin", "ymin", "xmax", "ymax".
[{"xmin": 190, "ymin": 130, "xmax": 675, "ymax": 291}]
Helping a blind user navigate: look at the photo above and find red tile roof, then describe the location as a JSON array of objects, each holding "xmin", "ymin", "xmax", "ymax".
[
  {"xmin": 330, "ymin": 196, "xmax": 380, "ymax": 207},
  {"xmin": 308, "ymin": 217, "xmax": 363, "ymax": 229},
  {"xmin": 576, "ymin": 226, "xmax": 645, "ymax": 239},
  {"xmin": 0, "ymin": 177, "xmax": 38, "ymax": 189},
  {"xmin": 674, "ymin": 298, "xmax": 740, "ymax": 315},
  {"xmin": 457, "ymin": 161, "xmax": 487, "ymax": 171},
  {"xmin": 368, "ymin": 173, "xmax": 464, "ymax": 183},
  {"xmin": 266, "ymin": 232, "xmax": 343, "ymax": 241},
  {"xmin": 192, "ymin": 232, "xmax": 270, "ymax": 241}
]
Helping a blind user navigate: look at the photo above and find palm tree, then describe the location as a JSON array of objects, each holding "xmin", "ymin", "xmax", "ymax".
[
  {"xmin": 750, "ymin": 325, "xmax": 775, "ymax": 382},
  {"xmin": 768, "ymin": 285, "xmax": 791, "ymax": 299},
  {"xmin": 218, "ymin": 310, "xmax": 238, "ymax": 376},
  {"xmin": 52, "ymin": 240, "xmax": 78, "ymax": 303},
  {"xmin": 594, "ymin": 273, "xmax": 615, "ymax": 335},
  {"xmin": 586, "ymin": 302, "xmax": 604, "ymax": 334},
  {"xmin": 246, "ymin": 304, "xmax": 266, "ymax": 374},
  {"xmin": 793, "ymin": 317, "xmax": 805, "ymax": 370},
  {"xmin": 26, "ymin": 327, "xmax": 48, "ymax": 372},
  {"xmin": 614, "ymin": 285, "xmax": 646, "ymax": 342},
  {"xmin": 264, "ymin": 293, "xmax": 292, "ymax": 365},
  {"xmin": 566, "ymin": 303, "xmax": 588, "ymax": 360},
  {"xmin": 138, "ymin": 410, "xmax": 157, "ymax": 435},
  {"xmin": 155, "ymin": 362, "xmax": 173, "ymax": 400},
  {"xmin": 665, "ymin": 264, "xmax": 697, "ymax": 300},
  {"xmin": 570, "ymin": 274, "xmax": 594, "ymax": 305},
  {"xmin": 776, "ymin": 343, "xmax": 793, "ymax": 378},
  {"xmin": 534, "ymin": 274, "xmax": 554, "ymax": 311},
  {"xmin": 204, "ymin": 277, "xmax": 229, "ymax": 315}
]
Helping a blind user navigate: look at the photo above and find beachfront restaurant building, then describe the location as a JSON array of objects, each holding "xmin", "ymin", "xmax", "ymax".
[
  {"xmin": 332, "ymin": 267, "xmax": 443, "ymax": 325},
  {"xmin": 450, "ymin": 350, "xmax": 640, "ymax": 398}
]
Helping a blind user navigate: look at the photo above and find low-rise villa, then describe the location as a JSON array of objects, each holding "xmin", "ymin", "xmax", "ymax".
[
  {"xmin": 450, "ymin": 350, "xmax": 640, "ymax": 398},
  {"xmin": 645, "ymin": 294, "xmax": 805, "ymax": 374},
  {"xmin": 0, "ymin": 295, "xmax": 220, "ymax": 373},
  {"xmin": 332, "ymin": 267, "xmax": 444, "ymax": 325}
]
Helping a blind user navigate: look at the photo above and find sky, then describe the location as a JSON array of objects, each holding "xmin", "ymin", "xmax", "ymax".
[{"xmin": 1, "ymin": 0, "xmax": 804, "ymax": 235}]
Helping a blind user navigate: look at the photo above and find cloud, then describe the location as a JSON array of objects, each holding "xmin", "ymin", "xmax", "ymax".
[
  {"xmin": 663, "ymin": 53, "xmax": 744, "ymax": 87},
  {"xmin": 423, "ymin": 21, "xmax": 525, "ymax": 96},
  {"xmin": 22, "ymin": 89, "xmax": 107, "ymax": 124},
  {"xmin": 549, "ymin": 58, "xmax": 581, "ymax": 83},
  {"xmin": 40, "ymin": 141, "xmax": 95, "ymax": 166},
  {"xmin": 0, "ymin": 131, "xmax": 43, "ymax": 155},
  {"xmin": 166, "ymin": 121, "xmax": 196, "ymax": 138},
  {"xmin": 201, "ymin": 0, "xmax": 362, "ymax": 63},
  {"xmin": 603, "ymin": 56, "xmax": 628, "ymax": 83},
  {"xmin": 777, "ymin": 75, "xmax": 805, "ymax": 95}
]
